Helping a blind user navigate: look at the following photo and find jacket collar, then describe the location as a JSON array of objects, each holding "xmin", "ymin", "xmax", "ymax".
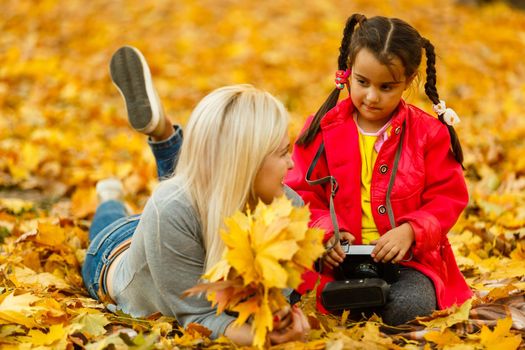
[{"xmin": 319, "ymin": 97, "xmax": 408, "ymax": 134}]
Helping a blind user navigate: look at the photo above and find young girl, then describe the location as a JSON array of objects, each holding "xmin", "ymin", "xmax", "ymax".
[
  {"xmin": 82, "ymin": 46, "xmax": 310, "ymax": 345},
  {"xmin": 285, "ymin": 14, "xmax": 473, "ymax": 325}
]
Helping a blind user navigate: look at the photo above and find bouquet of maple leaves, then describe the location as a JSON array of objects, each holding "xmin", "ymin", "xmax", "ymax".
[{"xmin": 185, "ymin": 196, "xmax": 325, "ymax": 348}]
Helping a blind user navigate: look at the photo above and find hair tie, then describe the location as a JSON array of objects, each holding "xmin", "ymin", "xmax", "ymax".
[
  {"xmin": 335, "ymin": 69, "xmax": 351, "ymax": 90},
  {"xmin": 432, "ymin": 100, "xmax": 460, "ymax": 126}
]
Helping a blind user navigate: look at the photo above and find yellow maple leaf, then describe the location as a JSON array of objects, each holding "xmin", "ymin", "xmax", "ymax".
[
  {"xmin": 70, "ymin": 312, "xmax": 110, "ymax": 337},
  {"xmin": 255, "ymin": 216, "xmax": 290, "ymax": 246},
  {"xmin": 510, "ymin": 242, "xmax": 525, "ymax": 261},
  {"xmin": 21, "ymin": 250, "xmax": 42, "ymax": 272},
  {"xmin": 7, "ymin": 158, "xmax": 30, "ymax": 181},
  {"xmin": 294, "ymin": 227, "xmax": 325, "ymax": 268},
  {"xmin": 0, "ymin": 198, "xmax": 34, "ymax": 215},
  {"xmin": 185, "ymin": 322, "xmax": 213, "ymax": 338},
  {"xmin": 34, "ymin": 222, "xmax": 66, "ymax": 247},
  {"xmin": 0, "ymin": 292, "xmax": 42, "ymax": 328},
  {"xmin": 251, "ymin": 291, "xmax": 274, "ymax": 348},
  {"xmin": 210, "ymin": 280, "xmax": 253, "ymax": 314},
  {"xmin": 33, "ymin": 297, "xmax": 67, "ymax": 324},
  {"xmin": 231, "ymin": 296, "xmax": 260, "ymax": 326},
  {"xmin": 479, "ymin": 317, "xmax": 521, "ymax": 350},
  {"xmin": 284, "ymin": 262, "xmax": 303, "ymax": 289},
  {"xmin": 76, "ymin": 332, "xmax": 128, "ymax": 349},
  {"xmin": 340, "ymin": 309, "xmax": 350, "ymax": 325},
  {"xmin": 20, "ymin": 143, "xmax": 44, "ymax": 173},
  {"xmin": 256, "ymin": 196, "xmax": 293, "ymax": 227},
  {"xmin": 484, "ymin": 284, "xmax": 520, "ymax": 302},
  {"xmin": 424, "ymin": 328, "xmax": 462, "ymax": 346},
  {"xmin": 70, "ymin": 186, "xmax": 97, "ymax": 219},
  {"xmin": 23, "ymin": 324, "xmax": 66, "ymax": 346},
  {"xmin": 203, "ymin": 255, "xmax": 231, "ymax": 282},
  {"xmin": 256, "ymin": 242, "xmax": 297, "ymax": 283},
  {"xmin": 170, "ymin": 322, "xmax": 213, "ymax": 346},
  {"xmin": 11, "ymin": 266, "xmax": 70, "ymax": 290},
  {"xmin": 221, "ymin": 212, "xmax": 251, "ymax": 242},
  {"xmin": 420, "ymin": 299, "xmax": 473, "ymax": 331},
  {"xmin": 223, "ymin": 228, "xmax": 257, "ymax": 285},
  {"xmin": 284, "ymin": 205, "xmax": 312, "ymax": 242},
  {"xmin": 285, "ymin": 221, "xmax": 308, "ymax": 241},
  {"xmin": 360, "ymin": 322, "xmax": 396, "ymax": 347},
  {"xmin": 222, "ymin": 200, "xmax": 320, "ymax": 290},
  {"xmin": 255, "ymin": 254, "xmax": 290, "ymax": 289}
]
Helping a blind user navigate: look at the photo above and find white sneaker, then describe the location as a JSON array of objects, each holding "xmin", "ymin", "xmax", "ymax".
[
  {"xmin": 95, "ymin": 178, "xmax": 124, "ymax": 203},
  {"xmin": 109, "ymin": 46, "xmax": 163, "ymax": 134}
]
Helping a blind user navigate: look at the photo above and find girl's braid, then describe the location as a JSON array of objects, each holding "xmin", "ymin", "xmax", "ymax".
[
  {"xmin": 422, "ymin": 38, "xmax": 464, "ymax": 166},
  {"xmin": 297, "ymin": 14, "xmax": 366, "ymax": 146},
  {"xmin": 338, "ymin": 14, "xmax": 365, "ymax": 69}
]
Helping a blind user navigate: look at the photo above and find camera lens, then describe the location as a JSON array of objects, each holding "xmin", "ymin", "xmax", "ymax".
[{"xmin": 354, "ymin": 262, "xmax": 379, "ymax": 278}]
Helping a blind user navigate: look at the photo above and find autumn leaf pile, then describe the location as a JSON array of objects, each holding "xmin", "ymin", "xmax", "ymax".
[{"xmin": 1, "ymin": 0, "xmax": 524, "ymax": 348}]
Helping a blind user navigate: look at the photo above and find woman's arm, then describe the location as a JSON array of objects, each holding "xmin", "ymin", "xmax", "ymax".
[
  {"xmin": 141, "ymin": 189, "xmax": 311, "ymax": 344},
  {"xmin": 224, "ymin": 323, "xmax": 254, "ymax": 346},
  {"xmin": 139, "ymin": 189, "xmax": 237, "ymax": 339}
]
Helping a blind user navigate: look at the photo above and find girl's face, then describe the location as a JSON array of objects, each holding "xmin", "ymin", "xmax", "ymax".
[
  {"xmin": 252, "ymin": 134, "xmax": 294, "ymax": 205},
  {"xmin": 350, "ymin": 48, "xmax": 414, "ymax": 132}
]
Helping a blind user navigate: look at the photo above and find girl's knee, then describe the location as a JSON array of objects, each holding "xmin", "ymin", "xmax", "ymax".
[{"xmin": 381, "ymin": 293, "xmax": 436, "ymax": 325}]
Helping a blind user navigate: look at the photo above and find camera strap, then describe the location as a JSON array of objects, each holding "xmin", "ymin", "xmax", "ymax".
[
  {"xmin": 385, "ymin": 124, "xmax": 405, "ymax": 229},
  {"xmin": 305, "ymin": 142, "xmax": 340, "ymax": 251},
  {"xmin": 304, "ymin": 122, "xmax": 406, "ymax": 250}
]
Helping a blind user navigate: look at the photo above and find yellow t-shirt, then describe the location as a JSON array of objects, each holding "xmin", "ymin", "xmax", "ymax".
[{"xmin": 358, "ymin": 132, "xmax": 380, "ymax": 244}]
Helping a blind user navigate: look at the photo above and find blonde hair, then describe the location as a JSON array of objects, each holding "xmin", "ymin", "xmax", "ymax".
[{"xmin": 169, "ymin": 84, "xmax": 289, "ymax": 271}]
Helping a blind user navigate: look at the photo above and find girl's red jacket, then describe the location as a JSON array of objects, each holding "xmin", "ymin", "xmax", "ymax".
[{"xmin": 285, "ymin": 97, "xmax": 473, "ymax": 312}]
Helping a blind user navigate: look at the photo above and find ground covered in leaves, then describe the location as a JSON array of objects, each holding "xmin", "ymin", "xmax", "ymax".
[{"xmin": 1, "ymin": 0, "xmax": 525, "ymax": 348}]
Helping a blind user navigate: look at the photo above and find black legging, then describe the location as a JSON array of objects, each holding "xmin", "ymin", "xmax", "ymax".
[{"xmin": 380, "ymin": 267, "xmax": 437, "ymax": 325}]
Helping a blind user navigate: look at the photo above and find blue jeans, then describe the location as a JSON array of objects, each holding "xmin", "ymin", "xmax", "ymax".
[{"xmin": 82, "ymin": 126, "xmax": 182, "ymax": 300}]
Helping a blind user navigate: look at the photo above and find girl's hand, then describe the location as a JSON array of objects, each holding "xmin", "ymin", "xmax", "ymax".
[
  {"xmin": 322, "ymin": 231, "xmax": 355, "ymax": 269},
  {"xmin": 370, "ymin": 223, "xmax": 414, "ymax": 263},
  {"xmin": 269, "ymin": 305, "xmax": 310, "ymax": 344}
]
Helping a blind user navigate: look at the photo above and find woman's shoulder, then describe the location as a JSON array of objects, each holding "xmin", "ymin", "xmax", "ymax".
[
  {"xmin": 148, "ymin": 179, "xmax": 197, "ymax": 217},
  {"xmin": 141, "ymin": 179, "xmax": 201, "ymax": 234}
]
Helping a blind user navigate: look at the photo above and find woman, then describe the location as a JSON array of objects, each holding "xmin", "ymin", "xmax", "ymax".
[{"xmin": 82, "ymin": 46, "xmax": 310, "ymax": 345}]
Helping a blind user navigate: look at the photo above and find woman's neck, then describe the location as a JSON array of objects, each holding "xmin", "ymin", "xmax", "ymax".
[{"xmin": 246, "ymin": 199, "xmax": 256, "ymax": 212}]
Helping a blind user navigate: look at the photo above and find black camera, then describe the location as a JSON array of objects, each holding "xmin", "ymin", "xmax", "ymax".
[{"xmin": 321, "ymin": 244, "xmax": 400, "ymax": 311}]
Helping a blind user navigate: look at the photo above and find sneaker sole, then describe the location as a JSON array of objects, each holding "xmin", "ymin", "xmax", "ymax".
[{"xmin": 109, "ymin": 46, "xmax": 160, "ymax": 133}]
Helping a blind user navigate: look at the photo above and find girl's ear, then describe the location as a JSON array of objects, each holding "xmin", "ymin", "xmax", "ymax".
[{"xmin": 404, "ymin": 73, "xmax": 417, "ymax": 90}]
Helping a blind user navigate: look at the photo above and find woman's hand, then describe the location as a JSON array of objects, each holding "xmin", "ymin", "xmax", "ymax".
[
  {"xmin": 272, "ymin": 305, "xmax": 292, "ymax": 329},
  {"xmin": 371, "ymin": 223, "xmax": 414, "ymax": 263},
  {"xmin": 269, "ymin": 305, "xmax": 310, "ymax": 344},
  {"xmin": 322, "ymin": 231, "xmax": 355, "ymax": 269},
  {"xmin": 225, "ymin": 305, "xmax": 310, "ymax": 345}
]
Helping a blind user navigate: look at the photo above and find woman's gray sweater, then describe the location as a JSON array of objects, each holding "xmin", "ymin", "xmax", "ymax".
[{"xmin": 111, "ymin": 179, "xmax": 303, "ymax": 339}]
